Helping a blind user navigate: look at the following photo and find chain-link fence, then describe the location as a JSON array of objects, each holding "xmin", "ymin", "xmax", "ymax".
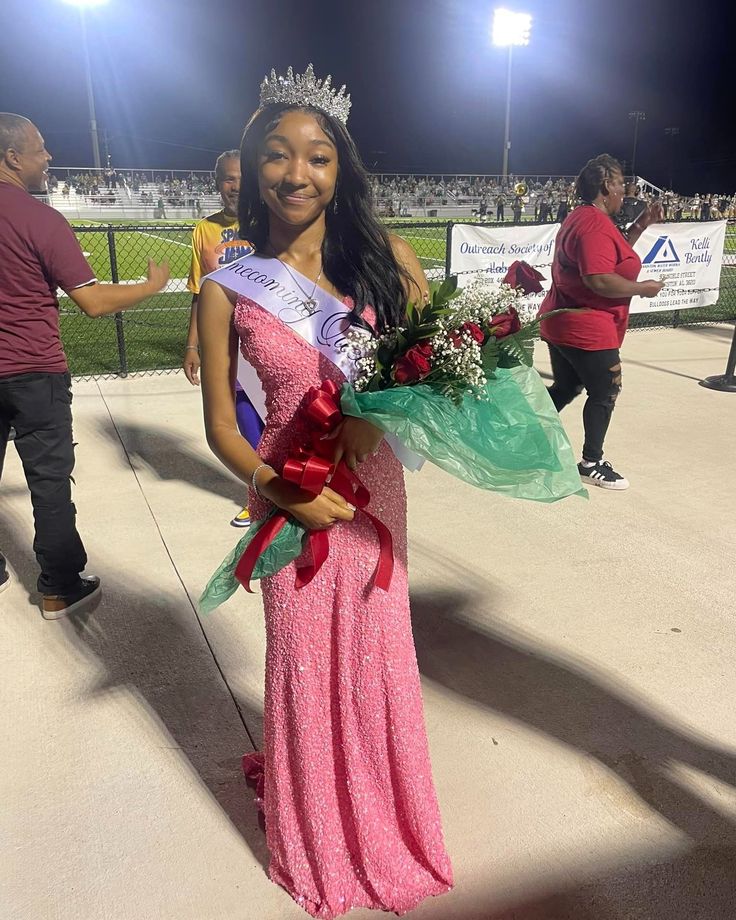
[
  {"xmin": 62, "ymin": 224, "xmax": 192, "ymax": 378},
  {"xmin": 62, "ymin": 220, "xmax": 736, "ymax": 378}
]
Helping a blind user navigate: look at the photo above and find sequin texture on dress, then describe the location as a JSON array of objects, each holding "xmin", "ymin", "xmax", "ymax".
[{"xmin": 234, "ymin": 294, "xmax": 453, "ymax": 918}]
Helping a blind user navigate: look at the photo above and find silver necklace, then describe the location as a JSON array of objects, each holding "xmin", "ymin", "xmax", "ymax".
[{"xmin": 266, "ymin": 242, "xmax": 323, "ymax": 310}]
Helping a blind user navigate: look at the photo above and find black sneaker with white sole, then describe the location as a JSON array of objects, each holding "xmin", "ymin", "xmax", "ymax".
[{"xmin": 578, "ymin": 460, "xmax": 629, "ymax": 491}]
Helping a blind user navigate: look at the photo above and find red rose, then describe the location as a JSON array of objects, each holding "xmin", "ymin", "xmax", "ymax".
[
  {"xmin": 393, "ymin": 343, "xmax": 433, "ymax": 384},
  {"xmin": 461, "ymin": 321, "xmax": 485, "ymax": 344},
  {"xmin": 489, "ymin": 307, "xmax": 522, "ymax": 339},
  {"xmin": 411, "ymin": 342, "xmax": 433, "ymax": 359},
  {"xmin": 502, "ymin": 259, "xmax": 545, "ymax": 294},
  {"xmin": 449, "ymin": 330, "xmax": 463, "ymax": 348}
]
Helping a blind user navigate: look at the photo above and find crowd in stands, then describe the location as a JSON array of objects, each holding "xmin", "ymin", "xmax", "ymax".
[
  {"xmin": 48, "ymin": 167, "xmax": 219, "ymax": 213},
  {"xmin": 47, "ymin": 167, "xmax": 736, "ymax": 221},
  {"xmin": 369, "ymin": 174, "xmax": 736, "ymax": 221},
  {"xmin": 369, "ymin": 174, "xmax": 577, "ymax": 218}
]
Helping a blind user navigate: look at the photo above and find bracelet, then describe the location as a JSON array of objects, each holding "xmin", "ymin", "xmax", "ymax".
[
  {"xmin": 184, "ymin": 345, "xmax": 199, "ymax": 351},
  {"xmin": 250, "ymin": 462, "xmax": 274, "ymax": 499}
]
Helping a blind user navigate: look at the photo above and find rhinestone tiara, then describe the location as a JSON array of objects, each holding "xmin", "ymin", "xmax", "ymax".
[{"xmin": 259, "ymin": 64, "xmax": 352, "ymax": 125}]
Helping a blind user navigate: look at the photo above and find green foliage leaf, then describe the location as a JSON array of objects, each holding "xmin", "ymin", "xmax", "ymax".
[
  {"xmin": 481, "ymin": 342, "xmax": 501, "ymax": 376},
  {"xmin": 436, "ymin": 275, "xmax": 458, "ymax": 302},
  {"xmin": 494, "ymin": 332, "xmax": 537, "ymax": 368}
]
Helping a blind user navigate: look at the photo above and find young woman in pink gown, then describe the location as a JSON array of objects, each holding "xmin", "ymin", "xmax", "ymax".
[{"xmin": 198, "ymin": 67, "xmax": 453, "ymax": 918}]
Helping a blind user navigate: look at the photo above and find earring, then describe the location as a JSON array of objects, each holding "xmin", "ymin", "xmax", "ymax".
[{"xmin": 332, "ymin": 196, "xmax": 338, "ymax": 214}]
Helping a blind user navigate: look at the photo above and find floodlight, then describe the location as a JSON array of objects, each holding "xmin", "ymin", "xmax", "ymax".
[
  {"xmin": 492, "ymin": 8, "xmax": 532, "ymax": 47},
  {"xmin": 492, "ymin": 9, "xmax": 532, "ymax": 180},
  {"xmin": 60, "ymin": 0, "xmax": 108, "ymax": 167}
]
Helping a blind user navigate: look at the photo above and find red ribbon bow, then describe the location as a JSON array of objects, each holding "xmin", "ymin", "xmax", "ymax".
[{"xmin": 234, "ymin": 379, "xmax": 394, "ymax": 593}]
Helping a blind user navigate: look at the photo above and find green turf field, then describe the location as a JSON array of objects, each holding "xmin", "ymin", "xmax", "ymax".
[
  {"xmin": 60, "ymin": 219, "xmax": 736, "ymax": 376},
  {"xmin": 60, "ymin": 219, "xmax": 453, "ymax": 375}
]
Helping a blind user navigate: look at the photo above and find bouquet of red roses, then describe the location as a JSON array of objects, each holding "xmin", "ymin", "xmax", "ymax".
[
  {"xmin": 335, "ymin": 258, "xmax": 581, "ymax": 498},
  {"xmin": 346, "ymin": 260, "xmax": 548, "ymax": 400},
  {"xmin": 199, "ymin": 261, "xmax": 581, "ymax": 614}
]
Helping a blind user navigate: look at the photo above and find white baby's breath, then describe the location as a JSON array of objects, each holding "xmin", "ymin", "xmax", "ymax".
[
  {"xmin": 447, "ymin": 275, "xmax": 524, "ymax": 329},
  {"xmin": 348, "ymin": 271, "xmax": 538, "ymax": 396}
]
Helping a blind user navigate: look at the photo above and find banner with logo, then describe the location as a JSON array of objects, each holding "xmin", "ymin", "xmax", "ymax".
[
  {"xmin": 629, "ymin": 220, "xmax": 726, "ymax": 314},
  {"xmin": 449, "ymin": 220, "xmax": 727, "ymax": 315}
]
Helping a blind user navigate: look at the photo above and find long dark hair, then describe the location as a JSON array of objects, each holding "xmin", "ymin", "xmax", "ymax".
[{"xmin": 238, "ymin": 103, "xmax": 409, "ymax": 332}]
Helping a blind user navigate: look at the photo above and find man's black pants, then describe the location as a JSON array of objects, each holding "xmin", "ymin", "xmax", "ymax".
[
  {"xmin": 0, "ymin": 372, "xmax": 87, "ymax": 593},
  {"xmin": 546, "ymin": 344, "xmax": 622, "ymax": 463}
]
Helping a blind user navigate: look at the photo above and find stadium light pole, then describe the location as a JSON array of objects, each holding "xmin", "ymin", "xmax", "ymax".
[
  {"xmin": 492, "ymin": 8, "xmax": 532, "ymax": 184},
  {"xmin": 664, "ymin": 126, "xmax": 680, "ymax": 190},
  {"xmin": 61, "ymin": 0, "xmax": 109, "ymax": 170},
  {"xmin": 628, "ymin": 110, "xmax": 646, "ymax": 181}
]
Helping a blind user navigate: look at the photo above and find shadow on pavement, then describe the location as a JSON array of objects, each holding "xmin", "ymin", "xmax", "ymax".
[
  {"xmin": 412, "ymin": 587, "xmax": 736, "ymax": 845},
  {"xmin": 438, "ymin": 842, "xmax": 736, "ymax": 920},
  {"xmin": 624, "ymin": 357, "xmax": 704, "ymax": 381},
  {"xmin": 95, "ymin": 418, "xmax": 246, "ymax": 507},
  {"xmin": 410, "ymin": 584, "xmax": 736, "ymax": 917},
  {"xmin": 0, "ymin": 512, "xmax": 269, "ymax": 872},
  {"xmin": 683, "ymin": 324, "xmax": 735, "ymax": 341}
]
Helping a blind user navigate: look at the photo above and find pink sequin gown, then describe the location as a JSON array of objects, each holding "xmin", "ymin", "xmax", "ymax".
[{"xmin": 234, "ymin": 294, "xmax": 453, "ymax": 918}]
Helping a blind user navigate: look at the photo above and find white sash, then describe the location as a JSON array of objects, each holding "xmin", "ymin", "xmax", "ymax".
[
  {"xmin": 204, "ymin": 254, "xmax": 424, "ymax": 472},
  {"xmin": 206, "ymin": 253, "xmax": 357, "ymax": 381}
]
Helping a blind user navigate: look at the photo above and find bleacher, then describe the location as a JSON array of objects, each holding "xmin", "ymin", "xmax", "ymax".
[
  {"xmin": 45, "ymin": 167, "xmax": 675, "ymax": 221},
  {"xmin": 46, "ymin": 171, "xmax": 223, "ymax": 220}
]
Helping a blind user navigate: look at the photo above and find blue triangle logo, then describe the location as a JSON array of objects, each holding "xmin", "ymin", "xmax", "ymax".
[{"xmin": 642, "ymin": 235, "xmax": 681, "ymax": 266}]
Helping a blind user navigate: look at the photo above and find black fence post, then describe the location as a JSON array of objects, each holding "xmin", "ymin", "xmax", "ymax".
[
  {"xmin": 107, "ymin": 227, "xmax": 128, "ymax": 377},
  {"xmin": 445, "ymin": 221, "xmax": 454, "ymax": 278},
  {"xmin": 699, "ymin": 322, "xmax": 736, "ymax": 392}
]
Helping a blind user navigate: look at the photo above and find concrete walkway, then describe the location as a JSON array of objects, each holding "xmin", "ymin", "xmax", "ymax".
[{"xmin": 2, "ymin": 326, "xmax": 735, "ymax": 920}]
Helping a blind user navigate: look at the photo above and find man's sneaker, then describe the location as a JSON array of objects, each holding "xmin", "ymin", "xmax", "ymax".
[
  {"xmin": 42, "ymin": 575, "xmax": 101, "ymax": 620},
  {"xmin": 578, "ymin": 460, "xmax": 629, "ymax": 491},
  {"xmin": 0, "ymin": 571, "xmax": 10, "ymax": 594},
  {"xmin": 230, "ymin": 506, "xmax": 252, "ymax": 528}
]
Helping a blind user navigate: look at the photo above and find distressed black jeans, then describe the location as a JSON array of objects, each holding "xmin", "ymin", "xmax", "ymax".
[
  {"xmin": 546, "ymin": 344, "xmax": 622, "ymax": 463},
  {"xmin": 0, "ymin": 372, "xmax": 87, "ymax": 593}
]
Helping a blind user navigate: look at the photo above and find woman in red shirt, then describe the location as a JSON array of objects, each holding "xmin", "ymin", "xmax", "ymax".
[{"xmin": 538, "ymin": 154, "xmax": 664, "ymax": 490}]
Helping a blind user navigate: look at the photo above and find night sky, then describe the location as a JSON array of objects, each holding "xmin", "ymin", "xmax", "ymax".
[{"xmin": 1, "ymin": 0, "xmax": 733, "ymax": 193}]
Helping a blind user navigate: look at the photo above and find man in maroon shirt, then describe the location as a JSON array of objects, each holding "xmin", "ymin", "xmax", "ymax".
[{"xmin": 0, "ymin": 113, "xmax": 169, "ymax": 618}]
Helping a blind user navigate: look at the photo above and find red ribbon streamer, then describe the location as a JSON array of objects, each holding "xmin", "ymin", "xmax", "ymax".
[{"xmin": 235, "ymin": 379, "xmax": 394, "ymax": 593}]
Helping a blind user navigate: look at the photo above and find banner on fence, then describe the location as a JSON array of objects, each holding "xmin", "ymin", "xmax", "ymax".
[
  {"xmin": 630, "ymin": 220, "xmax": 726, "ymax": 314},
  {"xmin": 449, "ymin": 220, "xmax": 727, "ymax": 315},
  {"xmin": 450, "ymin": 222, "xmax": 559, "ymax": 287}
]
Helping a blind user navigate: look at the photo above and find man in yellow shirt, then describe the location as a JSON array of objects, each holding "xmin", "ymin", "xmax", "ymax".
[
  {"xmin": 184, "ymin": 150, "xmax": 262, "ymax": 527},
  {"xmin": 184, "ymin": 149, "xmax": 249, "ymax": 378}
]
